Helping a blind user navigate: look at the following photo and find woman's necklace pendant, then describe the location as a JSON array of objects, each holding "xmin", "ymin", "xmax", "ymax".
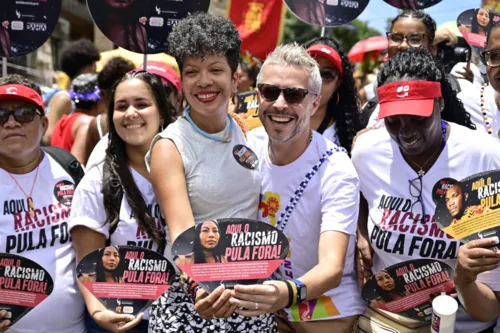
[
  {"xmin": 418, "ymin": 169, "xmax": 425, "ymax": 177},
  {"xmin": 28, "ymin": 197, "xmax": 35, "ymax": 217}
]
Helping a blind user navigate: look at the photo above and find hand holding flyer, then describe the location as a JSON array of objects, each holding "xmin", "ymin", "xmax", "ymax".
[
  {"xmin": 172, "ymin": 218, "xmax": 289, "ymax": 293},
  {"xmin": 76, "ymin": 245, "xmax": 175, "ymax": 316},
  {"xmin": 0, "ymin": 253, "xmax": 54, "ymax": 327}
]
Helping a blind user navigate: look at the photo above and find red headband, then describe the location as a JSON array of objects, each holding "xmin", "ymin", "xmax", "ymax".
[
  {"xmin": 377, "ymin": 81, "xmax": 442, "ymax": 119},
  {"xmin": 0, "ymin": 84, "xmax": 45, "ymax": 113},
  {"xmin": 306, "ymin": 44, "xmax": 344, "ymax": 78}
]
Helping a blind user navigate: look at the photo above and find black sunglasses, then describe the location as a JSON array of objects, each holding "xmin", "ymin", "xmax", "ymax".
[
  {"xmin": 320, "ymin": 69, "xmax": 339, "ymax": 83},
  {"xmin": 0, "ymin": 107, "xmax": 42, "ymax": 125},
  {"xmin": 409, "ymin": 176, "xmax": 426, "ymax": 223},
  {"xmin": 257, "ymin": 84, "xmax": 318, "ymax": 105}
]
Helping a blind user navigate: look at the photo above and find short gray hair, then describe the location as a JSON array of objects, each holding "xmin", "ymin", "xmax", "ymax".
[{"xmin": 256, "ymin": 43, "xmax": 322, "ymax": 94}]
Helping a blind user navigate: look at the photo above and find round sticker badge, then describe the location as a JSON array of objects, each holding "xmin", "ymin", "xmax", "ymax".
[
  {"xmin": 0, "ymin": 0, "xmax": 62, "ymax": 57},
  {"xmin": 232, "ymin": 144, "xmax": 259, "ymax": 170},
  {"xmin": 53, "ymin": 180, "xmax": 75, "ymax": 207},
  {"xmin": 283, "ymin": 0, "xmax": 370, "ymax": 27}
]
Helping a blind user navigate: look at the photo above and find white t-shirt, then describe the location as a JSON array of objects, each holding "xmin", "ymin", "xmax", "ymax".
[
  {"xmin": 461, "ymin": 84, "xmax": 500, "ymax": 140},
  {"xmin": 69, "ymin": 163, "xmax": 167, "ymax": 320},
  {"xmin": 352, "ymin": 122, "xmax": 500, "ymax": 332},
  {"xmin": 86, "ymin": 134, "xmax": 109, "ymax": 172},
  {"xmin": 0, "ymin": 154, "xmax": 85, "ymax": 333},
  {"xmin": 248, "ymin": 127, "xmax": 365, "ymax": 322},
  {"xmin": 321, "ymin": 124, "xmax": 339, "ymax": 146}
]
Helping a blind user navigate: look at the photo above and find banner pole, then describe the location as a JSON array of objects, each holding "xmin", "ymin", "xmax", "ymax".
[
  {"xmin": 321, "ymin": 26, "xmax": 326, "ymax": 37},
  {"xmin": 2, "ymin": 58, "xmax": 6, "ymax": 77},
  {"xmin": 143, "ymin": 53, "xmax": 148, "ymax": 71}
]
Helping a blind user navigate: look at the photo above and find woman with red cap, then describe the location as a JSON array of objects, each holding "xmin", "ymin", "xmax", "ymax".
[
  {"xmin": 0, "ymin": 74, "xmax": 85, "ymax": 332},
  {"xmin": 305, "ymin": 37, "xmax": 361, "ymax": 153},
  {"xmin": 352, "ymin": 48, "xmax": 500, "ymax": 333}
]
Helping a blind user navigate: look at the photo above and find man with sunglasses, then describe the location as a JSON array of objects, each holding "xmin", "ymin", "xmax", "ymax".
[
  {"xmin": 0, "ymin": 74, "xmax": 86, "ymax": 332},
  {"xmin": 229, "ymin": 43, "xmax": 364, "ymax": 333}
]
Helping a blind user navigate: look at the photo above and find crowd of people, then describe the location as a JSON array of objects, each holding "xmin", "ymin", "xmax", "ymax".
[{"xmin": 2, "ymin": 7, "xmax": 500, "ymax": 333}]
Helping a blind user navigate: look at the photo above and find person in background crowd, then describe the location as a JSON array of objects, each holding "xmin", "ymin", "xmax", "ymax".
[
  {"xmin": 70, "ymin": 71, "xmax": 172, "ymax": 333},
  {"xmin": 146, "ymin": 12, "xmax": 276, "ymax": 333},
  {"xmin": 43, "ymin": 39, "xmax": 100, "ymax": 145},
  {"xmin": 353, "ymin": 48, "xmax": 500, "ymax": 333},
  {"xmin": 305, "ymin": 36, "xmax": 361, "ymax": 153},
  {"xmin": 362, "ymin": 10, "xmax": 473, "ymax": 129},
  {"xmin": 84, "ymin": 57, "xmax": 136, "ymax": 162},
  {"xmin": 0, "ymin": 74, "xmax": 85, "ymax": 333},
  {"xmin": 231, "ymin": 43, "xmax": 364, "ymax": 333},
  {"xmin": 236, "ymin": 51, "xmax": 262, "ymax": 94},
  {"xmin": 51, "ymin": 73, "xmax": 102, "ymax": 165}
]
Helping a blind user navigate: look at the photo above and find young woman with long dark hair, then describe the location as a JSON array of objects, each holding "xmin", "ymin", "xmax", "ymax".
[
  {"xmin": 70, "ymin": 71, "xmax": 173, "ymax": 333},
  {"xmin": 305, "ymin": 37, "xmax": 361, "ymax": 153}
]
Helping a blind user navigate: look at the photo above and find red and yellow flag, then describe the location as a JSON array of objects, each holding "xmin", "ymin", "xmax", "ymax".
[{"xmin": 227, "ymin": 0, "xmax": 287, "ymax": 60}]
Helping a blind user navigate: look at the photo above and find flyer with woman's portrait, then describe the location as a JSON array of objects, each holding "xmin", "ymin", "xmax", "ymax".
[
  {"xmin": 383, "ymin": 0, "xmax": 441, "ymax": 10},
  {"xmin": 87, "ymin": 0, "xmax": 210, "ymax": 54},
  {"xmin": 362, "ymin": 259, "xmax": 454, "ymax": 322},
  {"xmin": 77, "ymin": 245, "xmax": 175, "ymax": 316},
  {"xmin": 433, "ymin": 171, "xmax": 500, "ymax": 244},
  {"xmin": 457, "ymin": 8, "xmax": 500, "ymax": 62},
  {"xmin": 0, "ymin": 253, "xmax": 53, "ymax": 326},
  {"xmin": 172, "ymin": 218, "xmax": 289, "ymax": 293}
]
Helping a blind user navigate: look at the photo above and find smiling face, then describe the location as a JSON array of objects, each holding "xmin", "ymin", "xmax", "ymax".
[
  {"xmin": 258, "ymin": 64, "xmax": 320, "ymax": 144},
  {"xmin": 445, "ymin": 185, "xmax": 464, "ymax": 218},
  {"xmin": 112, "ymin": 78, "xmax": 162, "ymax": 150},
  {"xmin": 182, "ymin": 55, "xmax": 237, "ymax": 117},
  {"xmin": 0, "ymin": 99, "xmax": 47, "ymax": 160},
  {"xmin": 199, "ymin": 221, "xmax": 220, "ymax": 250},
  {"xmin": 477, "ymin": 9, "xmax": 490, "ymax": 28},
  {"xmin": 102, "ymin": 246, "xmax": 120, "ymax": 271},
  {"xmin": 375, "ymin": 271, "xmax": 395, "ymax": 292}
]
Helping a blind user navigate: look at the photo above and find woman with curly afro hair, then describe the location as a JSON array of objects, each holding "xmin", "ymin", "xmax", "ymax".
[
  {"xmin": 305, "ymin": 37, "xmax": 361, "ymax": 153},
  {"xmin": 146, "ymin": 12, "xmax": 276, "ymax": 333}
]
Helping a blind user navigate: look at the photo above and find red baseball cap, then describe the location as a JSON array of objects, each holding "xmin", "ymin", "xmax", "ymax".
[
  {"xmin": 306, "ymin": 44, "xmax": 344, "ymax": 78},
  {"xmin": 137, "ymin": 61, "xmax": 181, "ymax": 93},
  {"xmin": 0, "ymin": 84, "xmax": 45, "ymax": 113},
  {"xmin": 377, "ymin": 81, "xmax": 442, "ymax": 119}
]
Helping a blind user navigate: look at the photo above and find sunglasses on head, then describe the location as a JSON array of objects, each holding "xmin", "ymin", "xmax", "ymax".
[
  {"xmin": 320, "ymin": 68, "xmax": 339, "ymax": 83},
  {"xmin": 0, "ymin": 107, "xmax": 42, "ymax": 125},
  {"xmin": 257, "ymin": 84, "xmax": 317, "ymax": 105}
]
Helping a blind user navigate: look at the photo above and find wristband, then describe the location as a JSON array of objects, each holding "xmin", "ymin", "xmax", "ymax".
[
  {"xmin": 90, "ymin": 310, "xmax": 102, "ymax": 318},
  {"xmin": 289, "ymin": 280, "xmax": 298, "ymax": 306},
  {"xmin": 282, "ymin": 280, "xmax": 294, "ymax": 308}
]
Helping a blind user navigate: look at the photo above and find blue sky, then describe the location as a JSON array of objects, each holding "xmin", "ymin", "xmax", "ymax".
[{"xmin": 358, "ymin": 0, "xmax": 482, "ymax": 33}]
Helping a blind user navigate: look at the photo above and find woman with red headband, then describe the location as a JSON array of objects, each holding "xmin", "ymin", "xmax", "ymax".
[
  {"xmin": 352, "ymin": 48, "xmax": 500, "ymax": 333},
  {"xmin": 305, "ymin": 37, "xmax": 361, "ymax": 153},
  {"xmin": 0, "ymin": 74, "xmax": 85, "ymax": 332}
]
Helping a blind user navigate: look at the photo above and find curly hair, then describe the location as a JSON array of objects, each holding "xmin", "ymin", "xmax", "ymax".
[
  {"xmin": 97, "ymin": 57, "xmax": 136, "ymax": 98},
  {"xmin": 0, "ymin": 74, "xmax": 42, "ymax": 95},
  {"xmin": 60, "ymin": 39, "xmax": 100, "ymax": 79},
  {"xmin": 167, "ymin": 12, "xmax": 241, "ymax": 74},
  {"xmin": 391, "ymin": 10, "xmax": 436, "ymax": 45},
  {"xmin": 304, "ymin": 37, "xmax": 361, "ymax": 153},
  {"xmin": 103, "ymin": 71, "xmax": 174, "ymax": 247},
  {"xmin": 378, "ymin": 48, "xmax": 475, "ymax": 129}
]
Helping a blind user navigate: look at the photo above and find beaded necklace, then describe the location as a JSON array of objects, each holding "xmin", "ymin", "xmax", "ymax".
[{"xmin": 480, "ymin": 83, "xmax": 494, "ymax": 135}]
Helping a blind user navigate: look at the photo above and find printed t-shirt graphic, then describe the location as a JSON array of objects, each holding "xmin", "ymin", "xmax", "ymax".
[
  {"xmin": 0, "ymin": 154, "xmax": 85, "ymax": 333},
  {"xmin": 351, "ymin": 122, "xmax": 500, "ymax": 333},
  {"xmin": 248, "ymin": 127, "xmax": 365, "ymax": 322}
]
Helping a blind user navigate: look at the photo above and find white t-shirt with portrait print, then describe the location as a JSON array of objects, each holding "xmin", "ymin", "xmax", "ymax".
[
  {"xmin": 248, "ymin": 127, "xmax": 366, "ymax": 323},
  {"xmin": 352, "ymin": 121, "xmax": 500, "ymax": 333},
  {"xmin": 69, "ymin": 162, "xmax": 168, "ymax": 320},
  {"xmin": 0, "ymin": 154, "xmax": 85, "ymax": 333}
]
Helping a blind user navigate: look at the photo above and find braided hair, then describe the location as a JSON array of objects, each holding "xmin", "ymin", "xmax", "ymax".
[
  {"xmin": 391, "ymin": 10, "xmax": 436, "ymax": 45},
  {"xmin": 378, "ymin": 48, "xmax": 475, "ymax": 129},
  {"xmin": 304, "ymin": 37, "xmax": 361, "ymax": 153},
  {"xmin": 102, "ymin": 71, "xmax": 174, "ymax": 246}
]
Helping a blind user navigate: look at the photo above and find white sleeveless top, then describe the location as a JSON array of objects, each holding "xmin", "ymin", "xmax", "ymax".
[{"xmin": 146, "ymin": 113, "xmax": 260, "ymax": 224}]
